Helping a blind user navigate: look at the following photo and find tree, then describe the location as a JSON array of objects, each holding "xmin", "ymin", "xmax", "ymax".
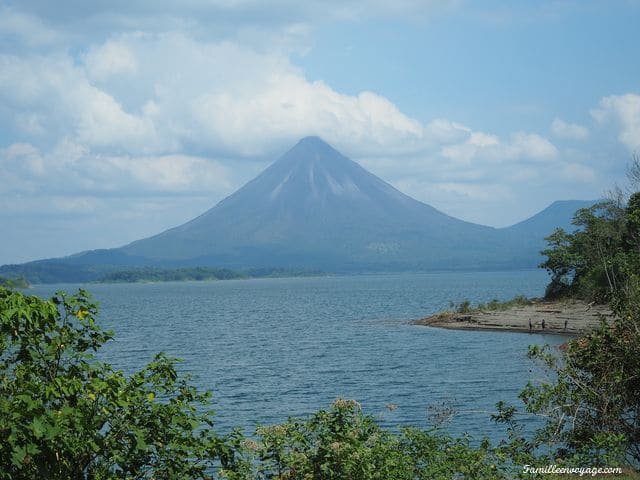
[
  {"xmin": 0, "ymin": 287, "xmax": 228, "ymax": 479},
  {"xmin": 539, "ymin": 227, "xmax": 581, "ymax": 299},
  {"xmin": 540, "ymin": 200, "xmax": 627, "ymax": 302},
  {"xmin": 501, "ymin": 189, "xmax": 640, "ymax": 469}
]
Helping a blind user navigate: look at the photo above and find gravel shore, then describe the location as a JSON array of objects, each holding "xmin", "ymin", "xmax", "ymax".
[{"xmin": 413, "ymin": 299, "xmax": 613, "ymax": 335}]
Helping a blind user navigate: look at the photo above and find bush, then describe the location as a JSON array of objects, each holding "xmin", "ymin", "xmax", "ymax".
[
  {"xmin": 0, "ymin": 287, "xmax": 227, "ymax": 479},
  {"xmin": 221, "ymin": 399, "xmax": 503, "ymax": 480}
]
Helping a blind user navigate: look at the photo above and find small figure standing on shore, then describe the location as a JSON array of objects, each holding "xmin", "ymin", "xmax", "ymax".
[
  {"xmin": 528, "ymin": 318, "xmax": 532, "ymax": 331},
  {"xmin": 541, "ymin": 318, "xmax": 546, "ymax": 330},
  {"xmin": 564, "ymin": 319, "xmax": 568, "ymax": 331}
]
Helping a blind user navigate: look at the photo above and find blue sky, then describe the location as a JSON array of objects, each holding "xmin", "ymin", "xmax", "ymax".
[{"xmin": 1, "ymin": 0, "xmax": 639, "ymax": 264}]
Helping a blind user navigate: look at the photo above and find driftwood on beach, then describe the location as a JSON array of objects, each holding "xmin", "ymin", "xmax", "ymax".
[{"xmin": 413, "ymin": 299, "xmax": 613, "ymax": 335}]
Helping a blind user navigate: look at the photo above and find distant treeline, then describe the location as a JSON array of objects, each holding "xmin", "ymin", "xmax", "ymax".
[
  {"xmin": 97, "ymin": 266, "xmax": 324, "ymax": 283},
  {"xmin": 0, "ymin": 276, "xmax": 29, "ymax": 289},
  {"xmin": 0, "ymin": 261, "xmax": 324, "ymax": 284}
]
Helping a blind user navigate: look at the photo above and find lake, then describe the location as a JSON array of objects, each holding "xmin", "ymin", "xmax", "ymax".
[{"xmin": 30, "ymin": 269, "xmax": 566, "ymax": 441}]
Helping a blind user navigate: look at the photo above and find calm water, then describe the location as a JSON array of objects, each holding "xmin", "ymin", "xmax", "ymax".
[{"xmin": 30, "ymin": 270, "xmax": 566, "ymax": 440}]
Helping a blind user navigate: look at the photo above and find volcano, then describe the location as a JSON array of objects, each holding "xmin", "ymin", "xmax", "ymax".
[
  {"xmin": 2, "ymin": 137, "xmax": 595, "ymax": 280},
  {"xmin": 120, "ymin": 137, "xmax": 517, "ymax": 270}
]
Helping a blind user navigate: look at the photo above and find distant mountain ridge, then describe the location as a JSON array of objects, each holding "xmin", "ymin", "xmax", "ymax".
[
  {"xmin": 505, "ymin": 199, "xmax": 597, "ymax": 235},
  {"xmin": 1, "ymin": 137, "xmax": 597, "ymax": 282}
]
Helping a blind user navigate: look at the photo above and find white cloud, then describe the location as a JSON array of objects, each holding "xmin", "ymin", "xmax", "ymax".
[
  {"xmin": 0, "ymin": 140, "xmax": 234, "ymax": 200},
  {"xmin": 559, "ymin": 162, "xmax": 596, "ymax": 183},
  {"xmin": 550, "ymin": 117, "xmax": 589, "ymax": 140},
  {"xmin": 441, "ymin": 131, "xmax": 499, "ymax": 164},
  {"xmin": 0, "ymin": 33, "xmax": 493, "ymax": 160},
  {"xmin": 0, "ymin": 6, "xmax": 62, "ymax": 47},
  {"xmin": 103, "ymin": 154, "xmax": 233, "ymax": 193},
  {"xmin": 191, "ymin": 74, "xmax": 425, "ymax": 156},
  {"xmin": 431, "ymin": 181, "xmax": 513, "ymax": 201},
  {"xmin": 71, "ymin": 86, "xmax": 157, "ymax": 150},
  {"xmin": 0, "ymin": 143, "xmax": 45, "ymax": 193},
  {"xmin": 84, "ymin": 39, "xmax": 138, "ymax": 80},
  {"xmin": 592, "ymin": 93, "xmax": 640, "ymax": 152},
  {"xmin": 505, "ymin": 132, "xmax": 558, "ymax": 161},
  {"xmin": 441, "ymin": 131, "xmax": 557, "ymax": 164},
  {"xmin": 0, "ymin": 52, "xmax": 162, "ymax": 152},
  {"xmin": 422, "ymin": 119, "xmax": 469, "ymax": 145}
]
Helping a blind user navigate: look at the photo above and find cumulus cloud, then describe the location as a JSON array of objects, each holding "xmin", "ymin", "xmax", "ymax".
[
  {"xmin": 0, "ymin": 140, "xmax": 234, "ymax": 198},
  {"xmin": 84, "ymin": 39, "xmax": 138, "ymax": 80},
  {"xmin": 505, "ymin": 132, "xmax": 558, "ymax": 161},
  {"xmin": 191, "ymin": 75, "xmax": 426, "ymax": 156},
  {"xmin": 441, "ymin": 130, "xmax": 557, "ymax": 164},
  {"xmin": 0, "ymin": 53, "xmax": 160, "ymax": 152},
  {"xmin": 441, "ymin": 131, "xmax": 498, "ymax": 164},
  {"xmin": 550, "ymin": 117, "xmax": 589, "ymax": 140},
  {"xmin": 7, "ymin": 31, "xmax": 560, "ymax": 164},
  {"xmin": 592, "ymin": 93, "xmax": 640, "ymax": 152}
]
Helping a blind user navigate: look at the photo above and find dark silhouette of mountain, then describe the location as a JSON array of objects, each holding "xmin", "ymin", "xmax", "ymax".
[
  {"xmin": 0, "ymin": 137, "xmax": 597, "ymax": 281},
  {"xmin": 499, "ymin": 199, "xmax": 597, "ymax": 261},
  {"xmin": 505, "ymin": 200, "xmax": 597, "ymax": 235}
]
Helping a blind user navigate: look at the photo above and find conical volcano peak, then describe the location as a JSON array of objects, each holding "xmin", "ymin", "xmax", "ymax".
[
  {"xmin": 277, "ymin": 136, "xmax": 349, "ymax": 168},
  {"xmin": 258, "ymin": 136, "xmax": 367, "ymax": 203},
  {"xmin": 294, "ymin": 135, "xmax": 334, "ymax": 151}
]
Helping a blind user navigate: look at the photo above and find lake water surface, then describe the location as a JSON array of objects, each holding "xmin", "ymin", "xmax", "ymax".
[{"xmin": 30, "ymin": 270, "xmax": 566, "ymax": 441}]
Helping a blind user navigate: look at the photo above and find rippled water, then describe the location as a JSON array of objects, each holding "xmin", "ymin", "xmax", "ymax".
[{"xmin": 30, "ymin": 270, "xmax": 567, "ymax": 440}]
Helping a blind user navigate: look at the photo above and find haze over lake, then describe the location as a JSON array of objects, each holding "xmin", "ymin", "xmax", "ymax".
[{"xmin": 30, "ymin": 269, "xmax": 565, "ymax": 439}]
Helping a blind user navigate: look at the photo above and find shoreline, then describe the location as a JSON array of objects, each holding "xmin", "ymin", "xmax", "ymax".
[{"xmin": 412, "ymin": 299, "xmax": 613, "ymax": 336}]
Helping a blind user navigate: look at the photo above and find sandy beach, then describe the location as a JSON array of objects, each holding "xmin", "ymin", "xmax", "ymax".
[{"xmin": 413, "ymin": 299, "xmax": 614, "ymax": 335}]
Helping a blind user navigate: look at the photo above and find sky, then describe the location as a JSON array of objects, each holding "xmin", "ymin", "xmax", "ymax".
[{"xmin": 1, "ymin": 0, "xmax": 639, "ymax": 264}]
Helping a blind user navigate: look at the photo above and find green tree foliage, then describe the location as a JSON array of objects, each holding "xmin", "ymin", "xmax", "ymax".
[
  {"xmin": 221, "ymin": 399, "xmax": 502, "ymax": 480},
  {"xmin": 540, "ymin": 199, "xmax": 629, "ymax": 302},
  {"xmin": 0, "ymin": 276, "xmax": 29, "ymax": 289},
  {"xmin": 499, "ymin": 190, "xmax": 640, "ymax": 469},
  {"xmin": 0, "ymin": 287, "xmax": 227, "ymax": 479}
]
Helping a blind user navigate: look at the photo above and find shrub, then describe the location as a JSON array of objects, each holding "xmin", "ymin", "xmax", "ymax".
[
  {"xmin": 0, "ymin": 287, "xmax": 227, "ymax": 479},
  {"xmin": 221, "ymin": 399, "xmax": 504, "ymax": 480}
]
